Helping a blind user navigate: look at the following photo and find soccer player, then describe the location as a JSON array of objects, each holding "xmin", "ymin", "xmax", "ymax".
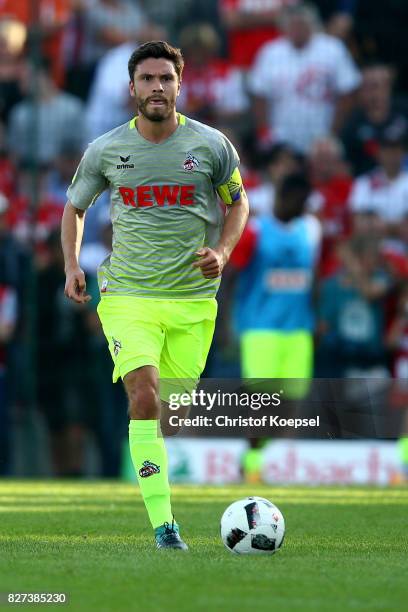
[{"xmin": 61, "ymin": 41, "xmax": 249, "ymax": 550}]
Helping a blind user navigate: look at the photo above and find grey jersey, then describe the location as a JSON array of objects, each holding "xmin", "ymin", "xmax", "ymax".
[{"xmin": 67, "ymin": 114, "xmax": 239, "ymax": 298}]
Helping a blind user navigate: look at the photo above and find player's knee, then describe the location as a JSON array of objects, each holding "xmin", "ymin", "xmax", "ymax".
[
  {"xmin": 128, "ymin": 384, "xmax": 160, "ymax": 420},
  {"xmin": 160, "ymin": 403, "xmax": 190, "ymax": 436}
]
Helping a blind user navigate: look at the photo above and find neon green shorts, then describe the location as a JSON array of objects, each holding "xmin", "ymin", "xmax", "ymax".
[
  {"xmin": 240, "ymin": 330, "xmax": 313, "ymax": 399},
  {"xmin": 97, "ymin": 296, "xmax": 217, "ymax": 400}
]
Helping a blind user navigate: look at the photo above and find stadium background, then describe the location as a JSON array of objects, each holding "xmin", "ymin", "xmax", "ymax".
[{"xmin": 0, "ymin": 0, "xmax": 407, "ymax": 483}]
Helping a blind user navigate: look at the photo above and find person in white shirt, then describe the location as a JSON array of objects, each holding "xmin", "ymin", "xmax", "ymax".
[
  {"xmin": 85, "ymin": 26, "xmax": 165, "ymax": 141},
  {"xmin": 349, "ymin": 125, "xmax": 408, "ymax": 234},
  {"xmin": 249, "ymin": 2, "xmax": 360, "ymax": 153}
]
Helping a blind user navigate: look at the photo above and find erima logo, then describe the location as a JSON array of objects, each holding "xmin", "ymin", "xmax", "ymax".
[{"xmin": 117, "ymin": 155, "xmax": 134, "ymax": 169}]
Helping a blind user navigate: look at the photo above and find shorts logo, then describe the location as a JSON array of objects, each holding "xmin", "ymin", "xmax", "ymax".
[
  {"xmin": 112, "ymin": 337, "xmax": 122, "ymax": 357},
  {"xmin": 183, "ymin": 152, "xmax": 199, "ymax": 172},
  {"xmin": 139, "ymin": 460, "xmax": 160, "ymax": 478},
  {"xmin": 117, "ymin": 155, "xmax": 135, "ymax": 169}
]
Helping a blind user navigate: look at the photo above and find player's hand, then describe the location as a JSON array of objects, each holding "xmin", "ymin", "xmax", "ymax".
[
  {"xmin": 193, "ymin": 247, "xmax": 226, "ymax": 278},
  {"xmin": 64, "ymin": 265, "xmax": 91, "ymax": 304}
]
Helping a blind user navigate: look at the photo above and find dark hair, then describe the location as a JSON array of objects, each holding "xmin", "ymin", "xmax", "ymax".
[
  {"xmin": 275, "ymin": 172, "xmax": 311, "ymax": 222},
  {"xmin": 262, "ymin": 143, "xmax": 296, "ymax": 166},
  {"xmin": 279, "ymin": 172, "xmax": 311, "ymax": 201},
  {"xmin": 128, "ymin": 41, "xmax": 184, "ymax": 82}
]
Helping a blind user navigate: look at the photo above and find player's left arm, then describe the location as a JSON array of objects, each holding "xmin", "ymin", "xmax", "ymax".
[{"xmin": 194, "ymin": 168, "xmax": 249, "ymax": 278}]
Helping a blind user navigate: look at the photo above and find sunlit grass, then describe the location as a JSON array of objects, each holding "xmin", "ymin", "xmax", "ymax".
[{"xmin": 0, "ymin": 480, "xmax": 407, "ymax": 611}]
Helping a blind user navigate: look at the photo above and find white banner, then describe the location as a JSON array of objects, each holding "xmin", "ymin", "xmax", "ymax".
[{"xmin": 164, "ymin": 439, "xmax": 400, "ymax": 485}]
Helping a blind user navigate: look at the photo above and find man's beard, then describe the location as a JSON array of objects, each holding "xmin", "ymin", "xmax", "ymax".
[{"xmin": 137, "ymin": 96, "xmax": 174, "ymax": 122}]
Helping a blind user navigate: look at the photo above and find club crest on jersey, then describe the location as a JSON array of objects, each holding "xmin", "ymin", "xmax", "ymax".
[
  {"xmin": 139, "ymin": 460, "xmax": 160, "ymax": 478},
  {"xmin": 117, "ymin": 155, "xmax": 134, "ymax": 169},
  {"xmin": 112, "ymin": 337, "xmax": 122, "ymax": 357},
  {"xmin": 183, "ymin": 152, "xmax": 199, "ymax": 172}
]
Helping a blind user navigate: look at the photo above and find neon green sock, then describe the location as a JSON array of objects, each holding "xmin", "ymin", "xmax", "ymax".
[
  {"xmin": 399, "ymin": 436, "xmax": 408, "ymax": 465},
  {"xmin": 129, "ymin": 419, "xmax": 172, "ymax": 529},
  {"xmin": 242, "ymin": 448, "xmax": 263, "ymax": 475}
]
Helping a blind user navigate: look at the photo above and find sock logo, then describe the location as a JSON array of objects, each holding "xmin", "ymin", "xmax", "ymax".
[{"xmin": 139, "ymin": 460, "xmax": 160, "ymax": 478}]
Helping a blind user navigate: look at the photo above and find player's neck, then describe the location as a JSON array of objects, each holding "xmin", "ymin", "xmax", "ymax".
[{"xmin": 136, "ymin": 112, "xmax": 179, "ymax": 144}]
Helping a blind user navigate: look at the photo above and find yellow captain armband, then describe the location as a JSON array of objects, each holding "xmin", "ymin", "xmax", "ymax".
[{"xmin": 217, "ymin": 167, "xmax": 244, "ymax": 205}]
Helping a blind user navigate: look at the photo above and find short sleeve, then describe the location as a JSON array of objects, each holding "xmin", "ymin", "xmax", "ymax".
[
  {"xmin": 333, "ymin": 40, "xmax": 361, "ymax": 94},
  {"xmin": 212, "ymin": 131, "xmax": 240, "ymax": 188},
  {"xmin": 66, "ymin": 141, "xmax": 108, "ymax": 210},
  {"xmin": 348, "ymin": 177, "xmax": 369, "ymax": 213},
  {"xmin": 248, "ymin": 43, "xmax": 275, "ymax": 96}
]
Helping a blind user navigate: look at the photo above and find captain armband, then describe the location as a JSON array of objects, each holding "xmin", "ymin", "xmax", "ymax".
[{"xmin": 217, "ymin": 167, "xmax": 244, "ymax": 205}]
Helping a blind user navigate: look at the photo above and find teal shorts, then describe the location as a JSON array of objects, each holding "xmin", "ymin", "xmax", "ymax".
[{"xmin": 97, "ymin": 296, "xmax": 217, "ymax": 400}]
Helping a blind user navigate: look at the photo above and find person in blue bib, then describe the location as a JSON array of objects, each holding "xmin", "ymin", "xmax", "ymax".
[{"xmin": 229, "ymin": 172, "xmax": 321, "ymax": 482}]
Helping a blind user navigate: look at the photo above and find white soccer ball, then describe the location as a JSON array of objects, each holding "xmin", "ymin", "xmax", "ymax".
[{"xmin": 220, "ymin": 496, "xmax": 285, "ymax": 555}]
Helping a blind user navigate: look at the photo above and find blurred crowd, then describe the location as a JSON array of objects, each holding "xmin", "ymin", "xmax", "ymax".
[{"xmin": 1, "ymin": 0, "xmax": 408, "ymax": 478}]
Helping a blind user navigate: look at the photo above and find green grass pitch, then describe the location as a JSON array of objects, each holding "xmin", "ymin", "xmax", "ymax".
[{"xmin": 0, "ymin": 481, "xmax": 407, "ymax": 611}]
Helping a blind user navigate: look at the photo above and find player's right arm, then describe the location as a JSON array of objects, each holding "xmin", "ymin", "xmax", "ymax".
[
  {"xmin": 61, "ymin": 140, "xmax": 108, "ymax": 304},
  {"xmin": 61, "ymin": 203, "xmax": 90, "ymax": 304}
]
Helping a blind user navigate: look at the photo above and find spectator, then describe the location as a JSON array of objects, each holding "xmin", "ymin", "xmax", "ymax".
[
  {"xmin": 307, "ymin": 136, "xmax": 353, "ymax": 277},
  {"xmin": 316, "ymin": 235, "xmax": 391, "ymax": 377},
  {"xmin": 131, "ymin": 0, "xmax": 191, "ymax": 45},
  {"xmin": 0, "ymin": 279, "xmax": 17, "ymax": 475},
  {"xmin": 348, "ymin": 124, "xmax": 408, "ymax": 235},
  {"xmin": 0, "ymin": 19, "xmax": 25, "ymax": 123},
  {"xmin": 324, "ymin": 2, "xmax": 355, "ymax": 46},
  {"xmin": 353, "ymin": 0, "xmax": 408, "ymax": 93},
  {"xmin": 0, "ymin": 122, "xmax": 16, "ymax": 198},
  {"xmin": 220, "ymin": 0, "xmax": 301, "ymax": 69},
  {"xmin": 177, "ymin": 23, "xmax": 249, "ymax": 128},
  {"xmin": 341, "ymin": 64, "xmax": 408, "ymax": 175},
  {"xmin": 44, "ymin": 143, "xmax": 112, "ymax": 247},
  {"xmin": 386, "ymin": 282, "xmax": 408, "ymax": 483},
  {"xmin": 248, "ymin": 143, "xmax": 301, "ymax": 216},
  {"xmin": 36, "ymin": 230, "xmax": 95, "ymax": 477},
  {"xmin": 249, "ymin": 2, "xmax": 361, "ymax": 153},
  {"xmin": 81, "ymin": 0, "xmax": 148, "ymax": 64},
  {"xmin": 45, "ymin": 144, "xmax": 83, "ymax": 207},
  {"xmin": 63, "ymin": 0, "xmax": 162, "ymax": 100},
  {"xmin": 8, "ymin": 57, "xmax": 85, "ymax": 165},
  {"xmin": 84, "ymin": 40, "xmax": 135, "ymax": 141},
  {"xmin": 0, "ymin": 191, "xmax": 26, "ymax": 289},
  {"xmin": 0, "ymin": 0, "xmax": 72, "ymax": 87},
  {"xmin": 0, "ymin": 192, "xmax": 19, "ymax": 475},
  {"xmin": 85, "ymin": 23, "xmax": 165, "ymax": 140},
  {"xmin": 387, "ymin": 283, "xmax": 408, "ymax": 381},
  {"xmin": 5, "ymin": 161, "xmax": 64, "ymax": 254}
]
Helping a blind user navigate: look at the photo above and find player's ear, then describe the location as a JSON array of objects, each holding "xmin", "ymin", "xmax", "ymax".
[
  {"xmin": 176, "ymin": 78, "xmax": 182, "ymax": 96},
  {"xmin": 129, "ymin": 80, "xmax": 135, "ymax": 98}
]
